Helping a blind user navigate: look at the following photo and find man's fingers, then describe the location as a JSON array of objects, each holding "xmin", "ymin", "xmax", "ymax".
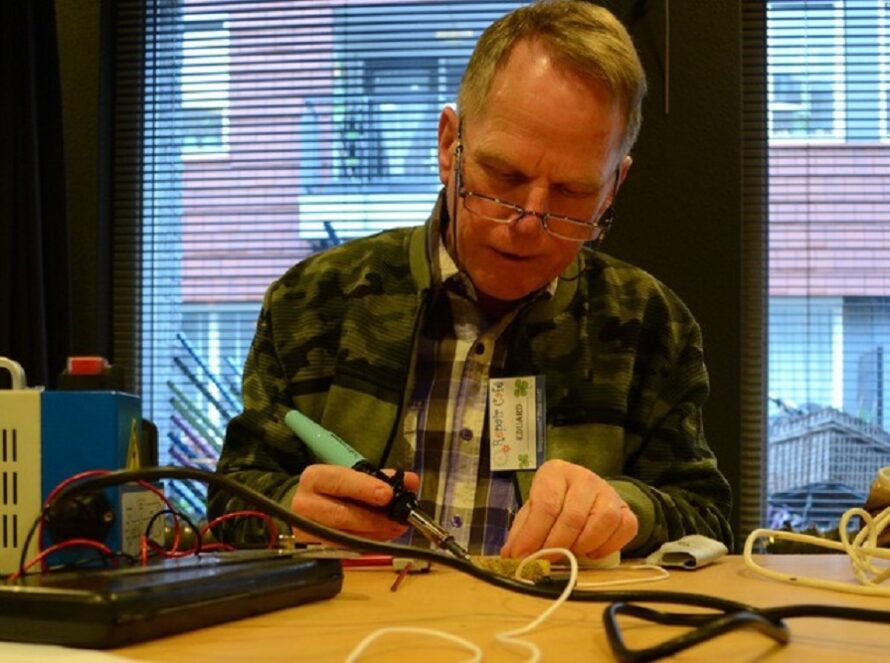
[
  {"xmin": 290, "ymin": 464, "xmax": 420, "ymax": 543},
  {"xmin": 584, "ymin": 505, "xmax": 638, "ymax": 559},
  {"xmin": 570, "ymin": 491, "xmax": 623, "ymax": 555},
  {"xmin": 299, "ymin": 464, "xmax": 391, "ymax": 505},
  {"xmin": 500, "ymin": 503, "xmax": 531, "ymax": 557},
  {"xmin": 540, "ymin": 476, "xmax": 598, "ymax": 552},
  {"xmin": 300, "ymin": 464, "xmax": 419, "ymax": 507},
  {"xmin": 501, "ymin": 467, "xmax": 568, "ymax": 558},
  {"xmin": 381, "ymin": 468, "xmax": 421, "ymax": 493},
  {"xmin": 290, "ymin": 491, "xmax": 410, "ymax": 541},
  {"xmin": 501, "ymin": 460, "xmax": 637, "ymax": 560}
]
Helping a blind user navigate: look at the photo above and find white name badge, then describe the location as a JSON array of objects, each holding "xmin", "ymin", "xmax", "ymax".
[{"xmin": 488, "ymin": 375, "xmax": 546, "ymax": 471}]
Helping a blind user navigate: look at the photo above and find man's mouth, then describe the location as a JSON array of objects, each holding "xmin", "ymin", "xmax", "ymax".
[{"xmin": 490, "ymin": 247, "xmax": 533, "ymax": 261}]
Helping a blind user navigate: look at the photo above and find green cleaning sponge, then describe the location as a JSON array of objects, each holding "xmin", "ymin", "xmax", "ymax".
[{"xmin": 471, "ymin": 556, "xmax": 551, "ymax": 582}]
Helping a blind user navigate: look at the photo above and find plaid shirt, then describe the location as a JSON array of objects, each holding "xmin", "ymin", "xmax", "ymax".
[{"xmin": 403, "ymin": 234, "xmax": 553, "ymax": 554}]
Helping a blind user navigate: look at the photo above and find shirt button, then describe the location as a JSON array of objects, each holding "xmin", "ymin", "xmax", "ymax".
[
  {"xmin": 459, "ymin": 428, "xmax": 473, "ymax": 441},
  {"xmin": 451, "ymin": 515, "xmax": 463, "ymax": 528},
  {"xmin": 474, "ymin": 342, "xmax": 485, "ymax": 354}
]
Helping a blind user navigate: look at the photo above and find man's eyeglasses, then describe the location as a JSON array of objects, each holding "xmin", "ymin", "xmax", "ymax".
[{"xmin": 455, "ymin": 142, "xmax": 615, "ymax": 243}]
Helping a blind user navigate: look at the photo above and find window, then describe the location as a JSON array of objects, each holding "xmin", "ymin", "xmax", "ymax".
[
  {"xmin": 181, "ymin": 15, "xmax": 230, "ymax": 156},
  {"xmin": 767, "ymin": 0, "xmax": 845, "ymax": 141},
  {"xmin": 767, "ymin": 0, "xmax": 890, "ymax": 532},
  {"xmin": 112, "ymin": 1, "xmax": 523, "ymax": 517}
]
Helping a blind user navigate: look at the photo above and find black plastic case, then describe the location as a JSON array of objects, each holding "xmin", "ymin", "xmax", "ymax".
[{"xmin": 0, "ymin": 551, "xmax": 343, "ymax": 648}]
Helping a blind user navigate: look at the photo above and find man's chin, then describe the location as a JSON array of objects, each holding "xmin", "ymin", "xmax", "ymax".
[
  {"xmin": 466, "ymin": 263, "xmax": 554, "ymax": 306},
  {"xmin": 475, "ymin": 281, "xmax": 542, "ymax": 306}
]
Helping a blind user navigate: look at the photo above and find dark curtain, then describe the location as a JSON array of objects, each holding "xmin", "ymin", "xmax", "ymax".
[{"xmin": 0, "ymin": 0, "xmax": 70, "ymax": 389}]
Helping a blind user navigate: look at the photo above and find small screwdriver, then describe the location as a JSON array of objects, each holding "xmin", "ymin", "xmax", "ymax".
[{"xmin": 284, "ymin": 409, "xmax": 472, "ymax": 562}]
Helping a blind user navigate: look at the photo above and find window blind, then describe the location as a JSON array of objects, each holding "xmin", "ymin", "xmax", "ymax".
[
  {"xmin": 740, "ymin": 0, "xmax": 768, "ymax": 543},
  {"xmin": 763, "ymin": 0, "xmax": 890, "ymax": 533},
  {"xmin": 111, "ymin": 1, "xmax": 522, "ymax": 515}
]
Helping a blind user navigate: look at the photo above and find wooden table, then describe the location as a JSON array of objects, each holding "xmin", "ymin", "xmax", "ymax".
[{"xmin": 113, "ymin": 555, "xmax": 889, "ymax": 662}]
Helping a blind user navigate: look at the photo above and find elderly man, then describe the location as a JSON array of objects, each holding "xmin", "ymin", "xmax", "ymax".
[{"xmin": 208, "ymin": 0, "xmax": 733, "ymax": 560}]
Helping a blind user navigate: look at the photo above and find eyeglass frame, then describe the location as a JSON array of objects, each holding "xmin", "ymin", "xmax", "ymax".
[{"xmin": 454, "ymin": 131, "xmax": 619, "ymax": 243}]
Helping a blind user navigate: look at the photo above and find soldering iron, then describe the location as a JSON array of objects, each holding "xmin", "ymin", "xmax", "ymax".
[{"xmin": 283, "ymin": 409, "xmax": 472, "ymax": 562}]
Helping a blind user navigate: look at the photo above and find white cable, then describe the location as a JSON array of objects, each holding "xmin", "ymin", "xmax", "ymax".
[
  {"xmin": 743, "ymin": 504, "xmax": 890, "ymax": 597},
  {"xmin": 839, "ymin": 507, "xmax": 890, "ymax": 586},
  {"xmin": 575, "ymin": 563, "xmax": 670, "ymax": 589},
  {"xmin": 344, "ymin": 626, "xmax": 482, "ymax": 663},
  {"xmin": 494, "ymin": 547, "xmax": 579, "ymax": 663}
]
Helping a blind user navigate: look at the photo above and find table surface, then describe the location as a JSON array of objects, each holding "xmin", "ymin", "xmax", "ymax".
[{"xmin": 107, "ymin": 554, "xmax": 888, "ymax": 662}]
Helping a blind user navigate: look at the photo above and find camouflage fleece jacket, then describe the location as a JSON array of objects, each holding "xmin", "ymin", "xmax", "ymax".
[{"xmin": 208, "ymin": 193, "xmax": 733, "ymax": 555}]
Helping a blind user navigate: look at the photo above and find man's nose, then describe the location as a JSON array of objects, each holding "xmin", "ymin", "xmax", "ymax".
[
  {"xmin": 512, "ymin": 188, "xmax": 549, "ymax": 237},
  {"xmin": 511, "ymin": 209, "xmax": 546, "ymax": 237}
]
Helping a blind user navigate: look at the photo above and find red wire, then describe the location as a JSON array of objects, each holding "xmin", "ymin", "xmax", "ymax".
[
  {"xmin": 8, "ymin": 538, "xmax": 114, "ymax": 582},
  {"xmin": 201, "ymin": 510, "xmax": 279, "ymax": 549},
  {"xmin": 144, "ymin": 537, "xmax": 200, "ymax": 559},
  {"xmin": 38, "ymin": 470, "xmax": 112, "ymax": 559}
]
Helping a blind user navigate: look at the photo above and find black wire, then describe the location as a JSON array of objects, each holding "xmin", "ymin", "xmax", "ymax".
[
  {"xmin": 763, "ymin": 603, "xmax": 890, "ymax": 623},
  {"xmin": 603, "ymin": 603, "xmax": 789, "ymax": 663},
  {"xmin": 602, "ymin": 597, "xmax": 890, "ymax": 661},
  {"xmin": 142, "ymin": 508, "xmax": 203, "ymax": 556},
  {"xmin": 41, "ymin": 466, "xmax": 890, "ymax": 660},
  {"xmin": 18, "ymin": 505, "xmax": 51, "ymax": 578}
]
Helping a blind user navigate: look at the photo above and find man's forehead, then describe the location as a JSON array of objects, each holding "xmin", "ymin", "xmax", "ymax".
[{"xmin": 462, "ymin": 111, "xmax": 621, "ymax": 183}]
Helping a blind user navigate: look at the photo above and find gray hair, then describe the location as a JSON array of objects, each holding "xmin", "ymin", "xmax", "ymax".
[{"xmin": 458, "ymin": 0, "xmax": 647, "ymax": 155}]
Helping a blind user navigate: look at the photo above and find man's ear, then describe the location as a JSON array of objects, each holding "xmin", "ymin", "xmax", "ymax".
[
  {"xmin": 597, "ymin": 206, "xmax": 615, "ymax": 233},
  {"xmin": 616, "ymin": 154, "xmax": 633, "ymax": 191},
  {"xmin": 602, "ymin": 154, "xmax": 632, "ymax": 211},
  {"xmin": 437, "ymin": 106, "xmax": 459, "ymax": 186},
  {"xmin": 595, "ymin": 155, "xmax": 632, "ymax": 243}
]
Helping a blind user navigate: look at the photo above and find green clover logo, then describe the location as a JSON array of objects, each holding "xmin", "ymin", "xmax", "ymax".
[
  {"xmin": 513, "ymin": 379, "xmax": 529, "ymax": 397},
  {"xmin": 518, "ymin": 453, "xmax": 530, "ymax": 469}
]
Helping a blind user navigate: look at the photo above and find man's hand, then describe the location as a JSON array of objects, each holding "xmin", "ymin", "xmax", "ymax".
[
  {"xmin": 290, "ymin": 464, "xmax": 421, "ymax": 543},
  {"xmin": 500, "ymin": 459, "xmax": 637, "ymax": 560}
]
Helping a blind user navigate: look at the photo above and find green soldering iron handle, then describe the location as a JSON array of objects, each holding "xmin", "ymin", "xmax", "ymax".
[
  {"xmin": 284, "ymin": 408, "xmax": 410, "ymax": 516},
  {"xmin": 284, "ymin": 409, "xmax": 367, "ymax": 469}
]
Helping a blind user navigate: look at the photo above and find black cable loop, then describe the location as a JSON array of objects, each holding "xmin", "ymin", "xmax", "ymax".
[{"xmin": 604, "ymin": 603, "xmax": 790, "ymax": 663}]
